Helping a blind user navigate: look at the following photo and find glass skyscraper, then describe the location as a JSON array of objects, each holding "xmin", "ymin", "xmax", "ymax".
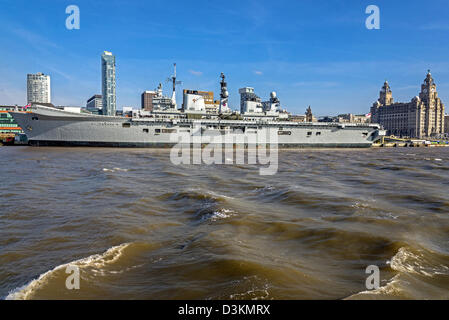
[{"xmin": 101, "ymin": 51, "xmax": 116, "ymax": 116}]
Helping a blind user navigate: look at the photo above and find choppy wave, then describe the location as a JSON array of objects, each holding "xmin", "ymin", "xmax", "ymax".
[
  {"xmin": 389, "ymin": 247, "xmax": 449, "ymax": 277},
  {"xmin": 1, "ymin": 147, "xmax": 449, "ymax": 299},
  {"xmin": 5, "ymin": 243, "xmax": 132, "ymax": 300},
  {"xmin": 347, "ymin": 246, "xmax": 449, "ymax": 300}
]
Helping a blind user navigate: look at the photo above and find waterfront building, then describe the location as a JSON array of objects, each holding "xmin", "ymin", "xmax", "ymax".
[
  {"xmin": 86, "ymin": 94, "xmax": 103, "ymax": 113},
  {"xmin": 351, "ymin": 114, "xmax": 371, "ymax": 123},
  {"xmin": 318, "ymin": 114, "xmax": 369, "ymax": 124},
  {"xmin": 290, "ymin": 107, "xmax": 317, "ymax": 122},
  {"xmin": 101, "ymin": 51, "xmax": 116, "ymax": 116},
  {"xmin": 332, "ymin": 113, "xmax": 370, "ymax": 124},
  {"xmin": 141, "ymin": 91, "xmax": 157, "ymax": 111},
  {"xmin": 444, "ymin": 115, "xmax": 449, "ymax": 134},
  {"xmin": 27, "ymin": 72, "xmax": 51, "ymax": 104},
  {"xmin": 289, "ymin": 114, "xmax": 307, "ymax": 122},
  {"xmin": 305, "ymin": 106, "xmax": 314, "ymax": 122},
  {"xmin": 370, "ymin": 71, "xmax": 445, "ymax": 138}
]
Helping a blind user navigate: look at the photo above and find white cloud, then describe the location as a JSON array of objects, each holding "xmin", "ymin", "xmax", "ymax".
[
  {"xmin": 8, "ymin": 27, "xmax": 60, "ymax": 54},
  {"xmin": 420, "ymin": 22, "xmax": 449, "ymax": 31},
  {"xmin": 292, "ymin": 81, "xmax": 339, "ymax": 88},
  {"xmin": 254, "ymin": 70, "xmax": 263, "ymax": 75},
  {"xmin": 189, "ymin": 70, "xmax": 203, "ymax": 76},
  {"xmin": 0, "ymin": 82, "xmax": 26, "ymax": 105}
]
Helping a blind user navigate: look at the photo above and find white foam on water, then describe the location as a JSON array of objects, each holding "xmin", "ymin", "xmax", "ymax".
[
  {"xmin": 229, "ymin": 276, "xmax": 271, "ymax": 300},
  {"xmin": 389, "ymin": 247, "xmax": 448, "ymax": 277},
  {"xmin": 200, "ymin": 208, "xmax": 236, "ymax": 223},
  {"xmin": 347, "ymin": 247, "xmax": 449, "ymax": 299},
  {"xmin": 346, "ymin": 274, "xmax": 405, "ymax": 299},
  {"xmin": 4, "ymin": 243, "xmax": 131, "ymax": 300},
  {"xmin": 102, "ymin": 168, "xmax": 129, "ymax": 173},
  {"xmin": 210, "ymin": 208, "xmax": 235, "ymax": 221},
  {"xmin": 252, "ymin": 185, "xmax": 275, "ymax": 194}
]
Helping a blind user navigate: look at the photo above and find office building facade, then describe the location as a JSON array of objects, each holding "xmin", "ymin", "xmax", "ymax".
[
  {"xmin": 101, "ymin": 51, "xmax": 116, "ymax": 116},
  {"xmin": 141, "ymin": 91, "xmax": 157, "ymax": 111},
  {"xmin": 27, "ymin": 73, "xmax": 51, "ymax": 104},
  {"xmin": 371, "ymin": 71, "xmax": 445, "ymax": 138}
]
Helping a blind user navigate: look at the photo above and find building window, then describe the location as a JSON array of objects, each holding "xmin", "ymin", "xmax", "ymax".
[
  {"xmin": 307, "ymin": 131, "xmax": 312, "ymax": 137},
  {"xmin": 143, "ymin": 128, "xmax": 149, "ymax": 133},
  {"xmin": 316, "ymin": 132, "xmax": 321, "ymax": 136}
]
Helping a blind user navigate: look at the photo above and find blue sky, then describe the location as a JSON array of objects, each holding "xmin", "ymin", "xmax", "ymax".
[{"xmin": 1, "ymin": 0, "xmax": 449, "ymax": 116}]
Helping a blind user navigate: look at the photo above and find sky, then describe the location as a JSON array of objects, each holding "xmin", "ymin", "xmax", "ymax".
[{"xmin": 0, "ymin": 0, "xmax": 449, "ymax": 116}]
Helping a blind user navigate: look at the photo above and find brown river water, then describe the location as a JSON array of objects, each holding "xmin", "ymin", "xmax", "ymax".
[{"xmin": 0, "ymin": 146, "xmax": 448, "ymax": 299}]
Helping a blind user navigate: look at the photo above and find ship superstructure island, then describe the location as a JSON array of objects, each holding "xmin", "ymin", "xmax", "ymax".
[{"xmin": 10, "ymin": 67, "xmax": 385, "ymax": 148}]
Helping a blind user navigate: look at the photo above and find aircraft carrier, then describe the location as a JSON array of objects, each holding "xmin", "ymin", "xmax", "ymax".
[{"xmin": 10, "ymin": 71, "xmax": 385, "ymax": 148}]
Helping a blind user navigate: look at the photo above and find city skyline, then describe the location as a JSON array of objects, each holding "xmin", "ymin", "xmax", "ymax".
[{"xmin": 1, "ymin": 0, "xmax": 449, "ymax": 116}]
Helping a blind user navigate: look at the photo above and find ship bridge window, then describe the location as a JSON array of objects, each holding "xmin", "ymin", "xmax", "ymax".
[
  {"xmin": 122, "ymin": 123, "xmax": 130, "ymax": 128},
  {"xmin": 162, "ymin": 128, "xmax": 177, "ymax": 133},
  {"xmin": 362, "ymin": 132, "xmax": 368, "ymax": 137},
  {"xmin": 155, "ymin": 128, "xmax": 161, "ymax": 134},
  {"xmin": 143, "ymin": 128, "xmax": 149, "ymax": 133},
  {"xmin": 32, "ymin": 116, "xmax": 39, "ymax": 120},
  {"xmin": 307, "ymin": 131, "xmax": 312, "ymax": 137},
  {"xmin": 316, "ymin": 132, "xmax": 321, "ymax": 136}
]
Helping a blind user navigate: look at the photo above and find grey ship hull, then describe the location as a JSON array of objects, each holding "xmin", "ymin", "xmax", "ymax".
[{"xmin": 11, "ymin": 106, "xmax": 385, "ymax": 148}]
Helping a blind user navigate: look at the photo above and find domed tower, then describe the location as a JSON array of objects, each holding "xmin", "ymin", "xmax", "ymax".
[
  {"xmin": 419, "ymin": 70, "xmax": 438, "ymax": 102},
  {"xmin": 379, "ymin": 81, "xmax": 393, "ymax": 106},
  {"xmin": 418, "ymin": 70, "xmax": 445, "ymax": 137},
  {"xmin": 305, "ymin": 106, "xmax": 313, "ymax": 122}
]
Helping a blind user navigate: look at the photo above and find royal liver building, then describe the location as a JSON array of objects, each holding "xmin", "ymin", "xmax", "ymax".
[{"xmin": 371, "ymin": 71, "xmax": 445, "ymax": 138}]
